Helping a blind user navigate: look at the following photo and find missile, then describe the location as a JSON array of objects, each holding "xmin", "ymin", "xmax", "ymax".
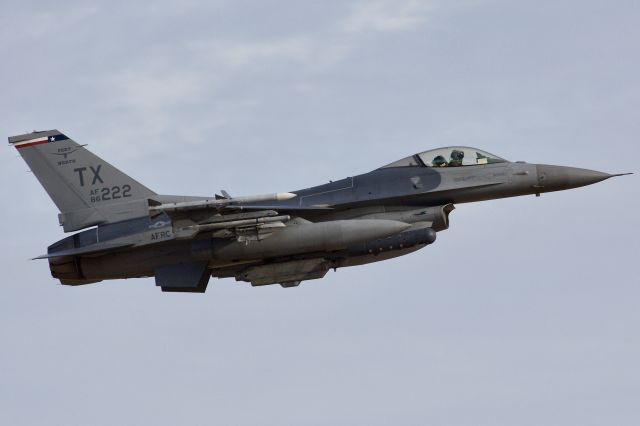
[
  {"xmin": 179, "ymin": 215, "xmax": 291, "ymax": 235},
  {"xmin": 197, "ymin": 210, "xmax": 279, "ymax": 224},
  {"xmin": 231, "ymin": 192, "xmax": 297, "ymax": 203},
  {"xmin": 149, "ymin": 192, "xmax": 297, "ymax": 213}
]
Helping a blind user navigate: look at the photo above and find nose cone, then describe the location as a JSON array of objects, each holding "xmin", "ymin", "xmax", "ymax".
[{"xmin": 536, "ymin": 165, "xmax": 612, "ymax": 192}]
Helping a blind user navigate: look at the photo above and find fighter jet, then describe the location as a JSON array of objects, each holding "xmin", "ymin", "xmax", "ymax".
[{"xmin": 9, "ymin": 130, "xmax": 630, "ymax": 292}]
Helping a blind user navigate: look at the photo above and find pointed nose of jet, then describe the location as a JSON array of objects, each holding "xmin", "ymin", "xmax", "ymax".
[{"xmin": 536, "ymin": 164, "xmax": 614, "ymax": 192}]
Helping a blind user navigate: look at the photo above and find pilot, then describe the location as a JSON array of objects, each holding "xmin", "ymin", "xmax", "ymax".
[
  {"xmin": 449, "ymin": 149, "xmax": 465, "ymax": 167},
  {"xmin": 432, "ymin": 155, "xmax": 448, "ymax": 167}
]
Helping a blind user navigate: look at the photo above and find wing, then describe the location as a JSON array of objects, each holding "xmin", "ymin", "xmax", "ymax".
[{"xmin": 148, "ymin": 191, "xmax": 324, "ymax": 243}]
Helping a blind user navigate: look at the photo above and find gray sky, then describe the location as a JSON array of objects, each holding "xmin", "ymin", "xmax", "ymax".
[{"xmin": 1, "ymin": 1, "xmax": 639, "ymax": 425}]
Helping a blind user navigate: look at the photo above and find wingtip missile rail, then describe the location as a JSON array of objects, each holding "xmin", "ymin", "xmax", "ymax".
[{"xmin": 149, "ymin": 192, "xmax": 297, "ymax": 213}]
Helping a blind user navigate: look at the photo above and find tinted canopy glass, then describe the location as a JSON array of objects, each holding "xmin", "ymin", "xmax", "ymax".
[
  {"xmin": 418, "ymin": 147, "xmax": 505, "ymax": 168},
  {"xmin": 381, "ymin": 147, "xmax": 506, "ymax": 169}
]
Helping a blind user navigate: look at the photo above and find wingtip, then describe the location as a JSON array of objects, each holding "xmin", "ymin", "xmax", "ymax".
[{"xmin": 608, "ymin": 172, "xmax": 634, "ymax": 178}]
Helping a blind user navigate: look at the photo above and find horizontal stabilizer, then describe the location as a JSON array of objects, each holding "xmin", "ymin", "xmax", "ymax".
[{"xmin": 35, "ymin": 241, "xmax": 133, "ymax": 259}]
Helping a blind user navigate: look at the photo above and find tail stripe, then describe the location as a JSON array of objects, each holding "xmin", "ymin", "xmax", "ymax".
[{"xmin": 13, "ymin": 133, "xmax": 69, "ymax": 149}]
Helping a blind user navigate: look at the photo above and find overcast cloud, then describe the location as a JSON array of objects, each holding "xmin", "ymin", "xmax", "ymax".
[{"xmin": 1, "ymin": 1, "xmax": 638, "ymax": 425}]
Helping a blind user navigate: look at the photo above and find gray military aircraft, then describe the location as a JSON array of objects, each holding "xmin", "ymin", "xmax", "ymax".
[{"xmin": 10, "ymin": 130, "xmax": 630, "ymax": 292}]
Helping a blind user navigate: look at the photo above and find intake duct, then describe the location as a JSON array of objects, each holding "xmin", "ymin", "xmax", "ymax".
[{"xmin": 341, "ymin": 203, "xmax": 455, "ymax": 232}]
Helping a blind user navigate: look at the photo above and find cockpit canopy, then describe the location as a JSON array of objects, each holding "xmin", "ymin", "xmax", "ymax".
[{"xmin": 381, "ymin": 147, "xmax": 507, "ymax": 169}]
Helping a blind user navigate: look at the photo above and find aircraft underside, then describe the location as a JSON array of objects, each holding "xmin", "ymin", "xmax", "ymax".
[{"xmin": 49, "ymin": 209, "xmax": 442, "ymax": 292}]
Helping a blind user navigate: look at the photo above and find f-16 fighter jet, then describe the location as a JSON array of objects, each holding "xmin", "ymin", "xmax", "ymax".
[{"xmin": 9, "ymin": 130, "xmax": 630, "ymax": 292}]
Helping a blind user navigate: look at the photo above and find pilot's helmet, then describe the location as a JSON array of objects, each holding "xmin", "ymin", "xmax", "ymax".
[
  {"xmin": 432, "ymin": 155, "xmax": 447, "ymax": 167},
  {"xmin": 450, "ymin": 150, "xmax": 465, "ymax": 162}
]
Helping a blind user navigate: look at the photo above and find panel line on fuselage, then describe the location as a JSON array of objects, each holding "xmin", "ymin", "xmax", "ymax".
[{"xmin": 298, "ymin": 177, "xmax": 354, "ymax": 206}]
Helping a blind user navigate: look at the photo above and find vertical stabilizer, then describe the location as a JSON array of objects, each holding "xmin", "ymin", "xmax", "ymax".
[{"xmin": 9, "ymin": 130, "xmax": 156, "ymax": 231}]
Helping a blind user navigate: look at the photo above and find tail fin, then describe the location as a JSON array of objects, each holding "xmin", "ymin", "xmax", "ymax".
[{"xmin": 9, "ymin": 130, "xmax": 156, "ymax": 231}]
